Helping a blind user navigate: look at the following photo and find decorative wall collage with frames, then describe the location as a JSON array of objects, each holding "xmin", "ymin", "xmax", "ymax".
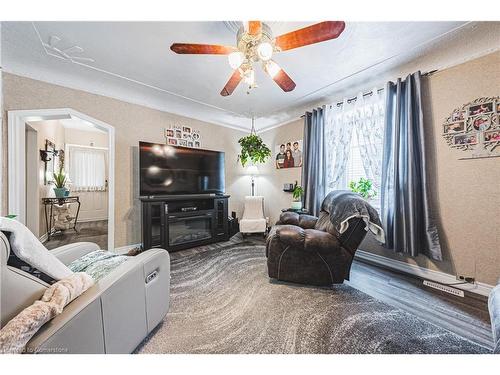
[
  {"xmin": 165, "ymin": 125, "xmax": 202, "ymax": 148},
  {"xmin": 442, "ymin": 96, "xmax": 500, "ymax": 159}
]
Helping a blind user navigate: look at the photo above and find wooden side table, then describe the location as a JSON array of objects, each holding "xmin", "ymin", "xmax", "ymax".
[{"xmin": 42, "ymin": 196, "xmax": 81, "ymax": 240}]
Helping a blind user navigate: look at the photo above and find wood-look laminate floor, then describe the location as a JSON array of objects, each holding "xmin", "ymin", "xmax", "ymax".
[
  {"xmin": 348, "ymin": 259, "xmax": 493, "ymax": 350},
  {"xmin": 44, "ymin": 220, "xmax": 108, "ymax": 250}
]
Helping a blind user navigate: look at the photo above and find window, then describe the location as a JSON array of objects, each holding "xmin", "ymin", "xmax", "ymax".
[
  {"xmin": 67, "ymin": 145, "xmax": 107, "ymax": 191},
  {"xmin": 325, "ymin": 90, "xmax": 385, "ymax": 209},
  {"xmin": 345, "ymin": 126, "xmax": 384, "ymax": 210},
  {"xmin": 345, "ymin": 132, "xmax": 367, "ymax": 186}
]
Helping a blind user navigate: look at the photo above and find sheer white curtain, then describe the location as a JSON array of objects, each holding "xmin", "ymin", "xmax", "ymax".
[
  {"xmin": 68, "ymin": 146, "xmax": 107, "ymax": 191},
  {"xmin": 325, "ymin": 89, "xmax": 385, "ymax": 193},
  {"xmin": 353, "ymin": 89, "xmax": 385, "ymax": 191},
  {"xmin": 324, "ymin": 99, "xmax": 354, "ymax": 191}
]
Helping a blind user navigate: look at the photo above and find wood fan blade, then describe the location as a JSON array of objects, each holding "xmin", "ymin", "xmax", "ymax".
[
  {"xmin": 264, "ymin": 61, "xmax": 296, "ymax": 92},
  {"xmin": 274, "ymin": 21, "xmax": 345, "ymax": 51},
  {"xmin": 170, "ymin": 43, "xmax": 236, "ymax": 55},
  {"xmin": 220, "ymin": 70, "xmax": 243, "ymax": 96},
  {"xmin": 248, "ymin": 21, "xmax": 262, "ymax": 35}
]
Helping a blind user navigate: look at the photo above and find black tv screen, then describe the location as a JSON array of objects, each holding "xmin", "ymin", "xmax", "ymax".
[{"xmin": 139, "ymin": 142, "xmax": 225, "ymax": 196}]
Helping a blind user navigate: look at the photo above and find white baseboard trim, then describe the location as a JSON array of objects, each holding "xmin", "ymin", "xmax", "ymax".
[
  {"xmin": 113, "ymin": 243, "xmax": 141, "ymax": 255},
  {"xmin": 355, "ymin": 249, "xmax": 493, "ymax": 297}
]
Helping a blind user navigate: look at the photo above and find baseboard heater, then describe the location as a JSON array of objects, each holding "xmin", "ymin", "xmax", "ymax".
[{"xmin": 423, "ymin": 280, "xmax": 465, "ymax": 297}]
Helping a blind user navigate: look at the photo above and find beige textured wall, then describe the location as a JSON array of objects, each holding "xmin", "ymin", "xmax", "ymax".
[
  {"xmin": 258, "ymin": 119, "xmax": 303, "ymax": 225},
  {"xmin": 1, "ymin": 73, "xmax": 248, "ymax": 248},
  {"xmin": 260, "ymin": 52, "xmax": 500, "ymax": 285}
]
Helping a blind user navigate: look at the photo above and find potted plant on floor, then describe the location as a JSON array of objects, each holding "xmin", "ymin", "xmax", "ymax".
[
  {"xmin": 291, "ymin": 184, "xmax": 304, "ymax": 210},
  {"xmin": 52, "ymin": 167, "xmax": 68, "ymax": 198},
  {"xmin": 349, "ymin": 177, "xmax": 377, "ymax": 200}
]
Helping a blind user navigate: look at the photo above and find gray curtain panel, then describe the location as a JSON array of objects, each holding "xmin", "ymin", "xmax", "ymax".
[
  {"xmin": 302, "ymin": 108, "xmax": 326, "ymax": 216},
  {"xmin": 381, "ymin": 71, "xmax": 442, "ymax": 260}
]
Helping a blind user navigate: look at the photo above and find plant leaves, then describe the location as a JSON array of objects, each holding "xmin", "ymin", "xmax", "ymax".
[
  {"xmin": 349, "ymin": 178, "xmax": 376, "ymax": 199},
  {"xmin": 237, "ymin": 134, "xmax": 271, "ymax": 167}
]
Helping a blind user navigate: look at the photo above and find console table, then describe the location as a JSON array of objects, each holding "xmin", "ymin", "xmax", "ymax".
[
  {"xmin": 42, "ymin": 196, "xmax": 81, "ymax": 240},
  {"xmin": 140, "ymin": 195, "xmax": 230, "ymax": 252}
]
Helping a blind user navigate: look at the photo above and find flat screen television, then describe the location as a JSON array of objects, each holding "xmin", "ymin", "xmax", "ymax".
[{"xmin": 139, "ymin": 142, "xmax": 225, "ymax": 197}]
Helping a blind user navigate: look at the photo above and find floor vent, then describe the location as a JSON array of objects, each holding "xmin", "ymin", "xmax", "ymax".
[{"xmin": 423, "ymin": 280, "xmax": 465, "ymax": 297}]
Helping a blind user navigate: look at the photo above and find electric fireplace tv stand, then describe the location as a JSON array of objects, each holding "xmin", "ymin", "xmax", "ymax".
[{"xmin": 140, "ymin": 194, "xmax": 229, "ymax": 252}]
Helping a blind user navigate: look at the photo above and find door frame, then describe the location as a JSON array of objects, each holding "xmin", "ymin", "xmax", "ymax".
[{"xmin": 7, "ymin": 108, "xmax": 115, "ymax": 251}]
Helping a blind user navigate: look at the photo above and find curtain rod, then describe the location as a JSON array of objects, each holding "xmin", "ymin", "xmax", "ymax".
[
  {"xmin": 299, "ymin": 87, "xmax": 383, "ymax": 118},
  {"xmin": 299, "ymin": 88, "xmax": 382, "ymax": 118},
  {"xmin": 333, "ymin": 87, "xmax": 385, "ymax": 107},
  {"xmin": 299, "ymin": 69, "xmax": 438, "ymax": 117}
]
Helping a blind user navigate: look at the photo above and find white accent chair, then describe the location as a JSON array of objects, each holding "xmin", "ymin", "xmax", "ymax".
[{"xmin": 239, "ymin": 196, "xmax": 268, "ymax": 236}]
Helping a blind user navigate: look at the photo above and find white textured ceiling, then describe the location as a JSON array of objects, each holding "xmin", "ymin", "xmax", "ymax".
[{"xmin": 2, "ymin": 21, "xmax": 497, "ymax": 131}]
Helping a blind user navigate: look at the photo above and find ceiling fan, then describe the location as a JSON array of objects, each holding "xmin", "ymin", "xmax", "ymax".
[{"xmin": 170, "ymin": 21, "xmax": 345, "ymax": 96}]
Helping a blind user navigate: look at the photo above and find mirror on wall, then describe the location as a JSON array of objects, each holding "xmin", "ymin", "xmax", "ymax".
[{"xmin": 39, "ymin": 139, "xmax": 63, "ymax": 185}]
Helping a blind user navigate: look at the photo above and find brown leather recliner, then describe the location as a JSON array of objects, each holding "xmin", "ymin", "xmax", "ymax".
[{"xmin": 266, "ymin": 192, "xmax": 373, "ymax": 286}]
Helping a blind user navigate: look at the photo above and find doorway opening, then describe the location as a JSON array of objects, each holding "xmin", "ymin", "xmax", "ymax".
[{"xmin": 8, "ymin": 108, "xmax": 115, "ymax": 250}]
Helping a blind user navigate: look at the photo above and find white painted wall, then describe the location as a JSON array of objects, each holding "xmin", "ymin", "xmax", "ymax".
[{"xmin": 25, "ymin": 125, "xmax": 39, "ymax": 236}]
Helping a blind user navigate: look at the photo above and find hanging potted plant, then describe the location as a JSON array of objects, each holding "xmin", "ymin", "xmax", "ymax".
[
  {"xmin": 291, "ymin": 184, "xmax": 304, "ymax": 210},
  {"xmin": 52, "ymin": 167, "xmax": 67, "ymax": 198},
  {"xmin": 348, "ymin": 177, "xmax": 377, "ymax": 200},
  {"xmin": 237, "ymin": 118, "xmax": 271, "ymax": 167}
]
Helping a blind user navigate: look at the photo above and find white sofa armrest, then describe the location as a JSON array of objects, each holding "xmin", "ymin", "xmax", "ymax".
[
  {"xmin": 50, "ymin": 242, "xmax": 101, "ymax": 266},
  {"xmin": 27, "ymin": 249, "xmax": 170, "ymax": 353}
]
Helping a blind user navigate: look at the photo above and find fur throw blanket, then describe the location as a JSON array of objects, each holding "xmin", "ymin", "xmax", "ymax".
[{"xmin": 0, "ymin": 272, "xmax": 94, "ymax": 354}]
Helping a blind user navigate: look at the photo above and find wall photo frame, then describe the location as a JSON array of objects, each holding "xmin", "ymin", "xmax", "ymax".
[
  {"xmin": 442, "ymin": 96, "xmax": 500, "ymax": 159},
  {"xmin": 164, "ymin": 125, "xmax": 202, "ymax": 148},
  {"xmin": 275, "ymin": 139, "xmax": 303, "ymax": 169}
]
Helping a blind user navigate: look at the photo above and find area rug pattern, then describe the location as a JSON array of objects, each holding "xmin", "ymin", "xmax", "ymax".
[{"xmin": 136, "ymin": 238, "xmax": 488, "ymax": 354}]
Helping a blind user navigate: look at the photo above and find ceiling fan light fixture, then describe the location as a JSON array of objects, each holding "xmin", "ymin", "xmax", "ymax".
[
  {"xmin": 264, "ymin": 60, "xmax": 281, "ymax": 78},
  {"xmin": 228, "ymin": 51, "xmax": 245, "ymax": 69},
  {"xmin": 257, "ymin": 42, "xmax": 273, "ymax": 61},
  {"xmin": 243, "ymin": 69, "xmax": 255, "ymax": 86},
  {"xmin": 170, "ymin": 21, "xmax": 345, "ymax": 96}
]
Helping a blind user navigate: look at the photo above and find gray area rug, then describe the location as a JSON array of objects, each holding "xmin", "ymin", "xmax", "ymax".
[{"xmin": 136, "ymin": 237, "xmax": 488, "ymax": 354}]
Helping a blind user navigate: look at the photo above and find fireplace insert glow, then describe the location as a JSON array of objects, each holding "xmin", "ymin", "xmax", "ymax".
[{"xmin": 168, "ymin": 213, "xmax": 213, "ymax": 246}]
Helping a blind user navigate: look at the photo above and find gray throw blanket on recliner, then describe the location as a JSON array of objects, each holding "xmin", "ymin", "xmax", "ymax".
[{"xmin": 318, "ymin": 190, "xmax": 385, "ymax": 243}]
